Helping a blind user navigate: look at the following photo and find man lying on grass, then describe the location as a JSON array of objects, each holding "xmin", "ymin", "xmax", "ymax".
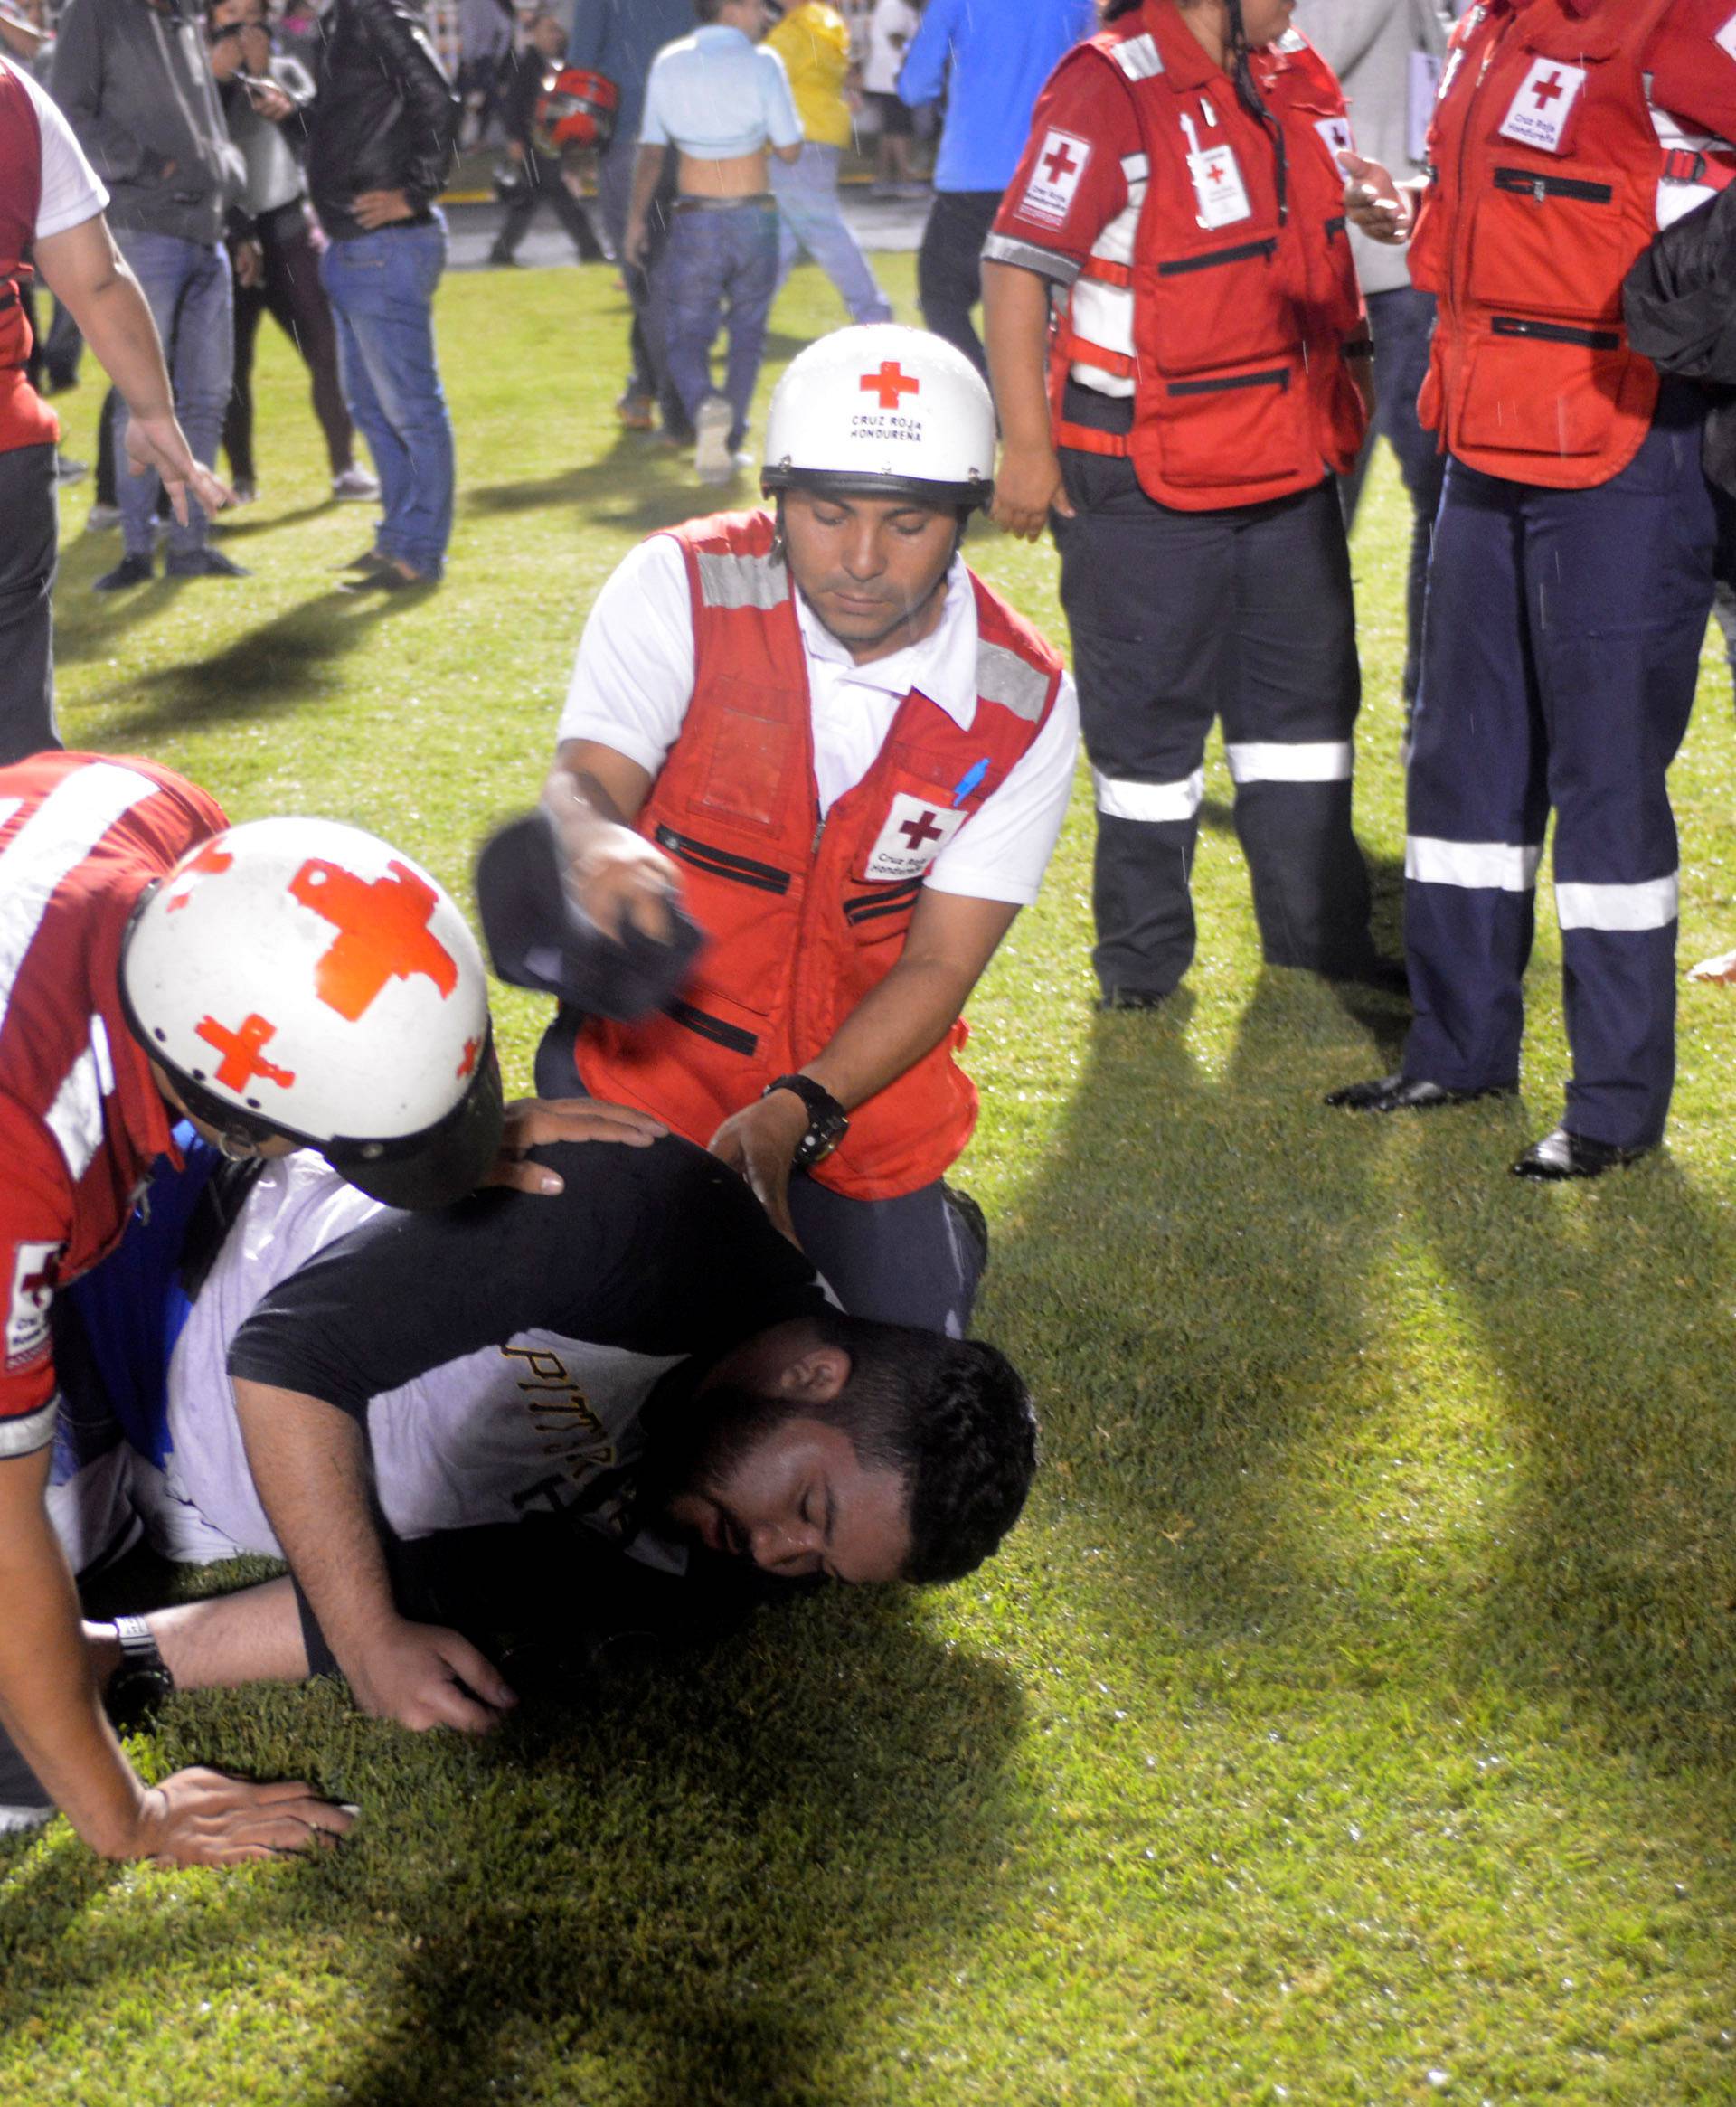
[{"xmin": 35, "ymin": 1128, "xmax": 1035, "ymax": 1786}]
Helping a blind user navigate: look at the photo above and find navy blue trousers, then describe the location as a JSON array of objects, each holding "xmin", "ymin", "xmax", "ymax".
[{"xmin": 1401, "ymin": 384, "xmax": 1717, "ymax": 1149}]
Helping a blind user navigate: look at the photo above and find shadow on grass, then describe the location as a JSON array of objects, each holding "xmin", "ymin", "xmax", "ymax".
[
  {"xmin": 463, "ymin": 435, "xmax": 741, "ymax": 537},
  {"xmin": 985, "ymin": 957, "xmax": 1736, "ymax": 1773},
  {"xmin": 1413, "ymin": 1136, "xmax": 1736, "ymax": 1764},
  {"xmin": 314, "ymin": 1592, "xmax": 1024, "ymax": 2107},
  {"xmin": 58, "ymin": 591, "xmax": 401, "ymax": 743},
  {"xmin": 982, "ymin": 969, "xmax": 1410, "ymax": 1644}
]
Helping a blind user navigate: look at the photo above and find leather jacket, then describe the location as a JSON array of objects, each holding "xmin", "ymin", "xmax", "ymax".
[{"xmin": 307, "ymin": 0, "xmax": 458, "ymax": 241}]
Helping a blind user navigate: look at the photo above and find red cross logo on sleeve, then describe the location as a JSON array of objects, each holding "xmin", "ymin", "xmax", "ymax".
[
  {"xmin": 287, "ymin": 858, "xmax": 459, "ymax": 1022},
  {"xmin": 195, "ymin": 1012, "xmax": 297, "ymax": 1092},
  {"xmin": 899, "ymin": 808, "xmax": 945, "ymax": 851},
  {"xmin": 1532, "ymin": 70, "xmax": 1564, "ymax": 109},
  {"xmin": 1043, "ymin": 138, "xmax": 1079, "ymax": 184},
  {"xmin": 861, "ymin": 362, "xmax": 920, "ymax": 411},
  {"xmin": 162, "ymin": 839, "xmax": 234, "ymax": 912}
]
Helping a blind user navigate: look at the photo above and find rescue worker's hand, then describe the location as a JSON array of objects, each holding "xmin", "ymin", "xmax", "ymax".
[
  {"xmin": 708, "ymin": 1091, "xmax": 809, "ymax": 1246},
  {"xmin": 1339, "ymin": 152, "xmax": 1414, "ymax": 243},
  {"xmin": 126, "ymin": 1768, "xmax": 355, "ymax": 1866},
  {"xmin": 1687, "ymin": 947, "xmax": 1736, "ymax": 984},
  {"xmin": 571, "ymin": 822, "xmax": 681, "ymax": 944},
  {"xmin": 124, "ymin": 411, "xmax": 232, "ymax": 528},
  {"xmin": 487, "ymin": 1096, "xmax": 667, "ymax": 1195},
  {"xmin": 341, "ymin": 1616, "xmax": 517, "ymax": 1734},
  {"xmin": 991, "ymin": 440, "xmax": 1074, "ymax": 542}
]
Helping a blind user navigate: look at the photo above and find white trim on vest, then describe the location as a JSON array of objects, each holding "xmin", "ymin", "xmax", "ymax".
[{"xmin": 1110, "ymin": 33, "xmax": 1165, "ymax": 80}]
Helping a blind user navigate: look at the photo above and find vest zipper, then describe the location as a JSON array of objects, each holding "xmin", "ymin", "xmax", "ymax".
[
  {"xmin": 1489, "ymin": 315, "xmax": 1621, "ymax": 350},
  {"xmin": 1167, "ymin": 366, "xmax": 1290, "ymax": 395},
  {"xmin": 1156, "ymin": 236, "xmax": 1278, "ymax": 276},
  {"xmin": 653, "ymin": 824, "xmax": 791, "ymax": 894},
  {"xmin": 1492, "ymin": 165, "xmax": 1615, "ymax": 206}
]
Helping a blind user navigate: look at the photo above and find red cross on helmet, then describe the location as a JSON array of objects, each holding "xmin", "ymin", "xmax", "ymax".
[
  {"xmin": 761, "ymin": 323, "xmax": 996, "ymax": 512},
  {"xmin": 118, "ymin": 817, "xmax": 504, "ymax": 1210}
]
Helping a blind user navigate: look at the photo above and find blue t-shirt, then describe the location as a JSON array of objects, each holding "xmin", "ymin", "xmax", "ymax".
[
  {"xmin": 639, "ymin": 24, "xmax": 803, "ymax": 159},
  {"xmin": 899, "ymin": 0, "xmax": 1098, "ymax": 193}
]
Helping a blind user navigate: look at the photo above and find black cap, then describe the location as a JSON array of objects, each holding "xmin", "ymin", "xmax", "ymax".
[{"xmin": 475, "ymin": 808, "xmax": 705, "ymax": 1023}]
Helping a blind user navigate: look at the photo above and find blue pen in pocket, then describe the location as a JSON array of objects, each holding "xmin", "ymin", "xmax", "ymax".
[{"xmin": 951, "ymin": 759, "xmax": 989, "ymax": 808}]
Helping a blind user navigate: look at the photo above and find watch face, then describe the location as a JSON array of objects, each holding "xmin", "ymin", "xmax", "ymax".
[{"xmin": 794, "ymin": 1107, "xmax": 847, "ymax": 1167}]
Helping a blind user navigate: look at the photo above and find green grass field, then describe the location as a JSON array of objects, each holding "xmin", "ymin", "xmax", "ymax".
[{"xmin": 5, "ymin": 250, "xmax": 1736, "ymax": 2106}]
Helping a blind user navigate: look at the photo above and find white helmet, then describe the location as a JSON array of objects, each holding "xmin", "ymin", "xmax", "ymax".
[
  {"xmin": 120, "ymin": 817, "xmax": 504, "ymax": 1211},
  {"xmin": 761, "ymin": 323, "xmax": 996, "ymax": 512}
]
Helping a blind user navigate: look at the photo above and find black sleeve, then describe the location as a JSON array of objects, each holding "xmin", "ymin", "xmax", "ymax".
[
  {"xmin": 503, "ymin": 53, "xmax": 541, "ymax": 149},
  {"xmin": 362, "ymin": 0, "xmax": 459, "ymax": 204},
  {"xmin": 227, "ymin": 1134, "xmax": 826, "ymax": 1413}
]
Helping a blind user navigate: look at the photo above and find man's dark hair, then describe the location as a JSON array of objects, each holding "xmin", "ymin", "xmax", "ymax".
[
  {"xmin": 813, "ymin": 1312, "xmax": 1039, "ymax": 1583},
  {"xmin": 694, "ymin": 0, "xmax": 731, "ymax": 22}
]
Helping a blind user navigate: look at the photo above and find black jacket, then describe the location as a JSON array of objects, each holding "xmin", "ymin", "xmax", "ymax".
[
  {"xmin": 307, "ymin": 0, "xmax": 458, "ymax": 241},
  {"xmin": 1623, "ymin": 184, "xmax": 1736, "ymax": 499}
]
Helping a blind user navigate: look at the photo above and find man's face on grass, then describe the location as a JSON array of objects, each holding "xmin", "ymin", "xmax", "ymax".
[
  {"xmin": 651, "ymin": 1394, "xmax": 912, "ymax": 1584},
  {"xmin": 781, "ymin": 489, "xmax": 958, "ymax": 661}
]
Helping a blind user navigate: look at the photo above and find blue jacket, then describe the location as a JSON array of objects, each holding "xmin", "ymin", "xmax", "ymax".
[
  {"xmin": 898, "ymin": 0, "xmax": 1096, "ymax": 194},
  {"xmin": 566, "ymin": 0, "xmax": 697, "ymax": 145}
]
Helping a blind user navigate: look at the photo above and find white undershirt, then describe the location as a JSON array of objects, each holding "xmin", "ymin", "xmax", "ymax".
[
  {"xmin": 557, "ymin": 533, "xmax": 1080, "ymax": 907},
  {"xmin": 4, "ymin": 58, "xmax": 108, "ymax": 241}
]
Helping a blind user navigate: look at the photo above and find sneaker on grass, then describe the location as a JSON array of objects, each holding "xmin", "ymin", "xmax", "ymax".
[
  {"xmin": 331, "ymin": 466, "xmax": 381, "ymax": 501},
  {"xmin": 84, "ymin": 501, "xmax": 121, "ymax": 533}
]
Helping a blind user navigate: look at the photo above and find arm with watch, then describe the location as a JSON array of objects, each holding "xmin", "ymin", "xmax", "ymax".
[{"xmin": 544, "ymin": 740, "xmax": 1020, "ymax": 1245}]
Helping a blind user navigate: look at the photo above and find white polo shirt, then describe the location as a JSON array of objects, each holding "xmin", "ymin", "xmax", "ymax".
[{"xmin": 557, "ymin": 534, "xmax": 1080, "ymax": 908}]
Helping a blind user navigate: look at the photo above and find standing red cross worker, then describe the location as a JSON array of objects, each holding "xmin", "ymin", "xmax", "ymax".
[
  {"xmin": 861, "ymin": 362, "xmax": 921, "ymax": 411},
  {"xmin": 288, "ymin": 857, "xmax": 460, "ymax": 1022}
]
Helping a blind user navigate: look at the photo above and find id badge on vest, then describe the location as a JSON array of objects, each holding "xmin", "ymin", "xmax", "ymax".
[
  {"xmin": 1186, "ymin": 144, "xmax": 1252, "ymax": 229},
  {"xmin": 1497, "ymin": 60, "xmax": 1587, "ymax": 155}
]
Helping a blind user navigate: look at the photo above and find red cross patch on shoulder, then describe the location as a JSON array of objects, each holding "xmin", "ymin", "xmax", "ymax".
[{"xmin": 1019, "ymin": 128, "xmax": 1091, "ymax": 229}]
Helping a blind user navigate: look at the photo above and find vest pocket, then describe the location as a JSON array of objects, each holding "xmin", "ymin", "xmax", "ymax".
[
  {"xmin": 665, "ymin": 991, "xmax": 760, "ymax": 1059},
  {"xmin": 1146, "ymin": 238, "xmax": 1287, "ymax": 375},
  {"xmin": 690, "ymin": 694, "xmax": 802, "ymax": 834},
  {"xmin": 1467, "ymin": 165, "xmax": 1626, "ymax": 324},
  {"xmin": 1456, "ymin": 328, "xmax": 1623, "ymax": 458},
  {"xmin": 1157, "ymin": 364, "xmax": 1311, "ymax": 488}
]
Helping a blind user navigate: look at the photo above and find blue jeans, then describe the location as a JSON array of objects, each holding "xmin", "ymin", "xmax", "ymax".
[
  {"xmin": 1339, "ymin": 284, "xmax": 1445, "ymax": 707},
  {"xmin": 657, "ymin": 204, "xmax": 779, "ymax": 449},
  {"xmin": 772, "ymin": 144, "xmax": 892, "ymax": 325},
  {"xmin": 321, "ymin": 217, "xmax": 455, "ymax": 579},
  {"xmin": 111, "ymin": 230, "xmax": 231, "ymax": 561}
]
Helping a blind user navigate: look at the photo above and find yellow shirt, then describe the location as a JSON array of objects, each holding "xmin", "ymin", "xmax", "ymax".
[{"xmin": 764, "ymin": 3, "xmax": 854, "ymax": 150}]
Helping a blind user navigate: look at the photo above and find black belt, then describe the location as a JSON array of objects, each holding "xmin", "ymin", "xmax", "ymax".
[{"xmin": 673, "ymin": 193, "xmax": 773, "ymax": 213}]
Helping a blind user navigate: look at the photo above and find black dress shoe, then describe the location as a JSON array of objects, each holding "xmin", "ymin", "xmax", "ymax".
[
  {"xmin": 338, "ymin": 547, "xmax": 391, "ymax": 573},
  {"xmin": 93, "ymin": 551, "xmax": 154, "ymax": 591},
  {"xmin": 1510, "ymin": 1127, "xmax": 1651, "ymax": 1180},
  {"xmin": 165, "ymin": 546, "xmax": 250, "ymax": 579},
  {"xmin": 1326, "ymin": 1072, "xmax": 1516, "ymax": 1112},
  {"xmin": 338, "ymin": 562, "xmax": 434, "ymax": 595}
]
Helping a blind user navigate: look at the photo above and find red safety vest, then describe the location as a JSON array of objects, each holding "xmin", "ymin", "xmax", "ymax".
[
  {"xmin": 1050, "ymin": 0, "xmax": 1366, "ymax": 511},
  {"xmin": 1409, "ymin": 0, "xmax": 1718, "ymax": 488},
  {"xmin": 574, "ymin": 510, "xmax": 1066, "ymax": 1202},
  {"xmin": 0, "ymin": 61, "xmax": 59, "ymax": 458}
]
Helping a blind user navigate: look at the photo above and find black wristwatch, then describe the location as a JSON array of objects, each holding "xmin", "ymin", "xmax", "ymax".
[
  {"xmin": 763, "ymin": 1073, "xmax": 849, "ymax": 1168},
  {"xmin": 106, "ymin": 1615, "xmax": 176, "ymax": 1734}
]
